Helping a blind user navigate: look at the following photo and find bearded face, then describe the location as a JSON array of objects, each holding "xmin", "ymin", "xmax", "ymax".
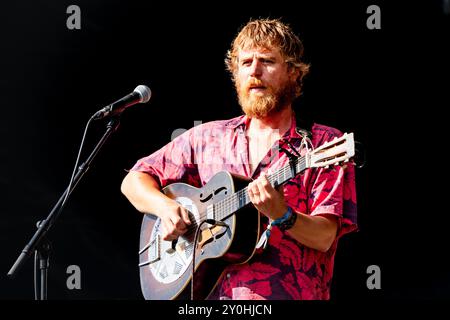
[
  {"xmin": 236, "ymin": 75, "xmax": 297, "ymax": 118},
  {"xmin": 235, "ymin": 47, "xmax": 298, "ymax": 119}
]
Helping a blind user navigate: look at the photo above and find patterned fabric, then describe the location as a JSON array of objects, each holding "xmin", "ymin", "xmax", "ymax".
[{"xmin": 131, "ymin": 115, "xmax": 358, "ymax": 300}]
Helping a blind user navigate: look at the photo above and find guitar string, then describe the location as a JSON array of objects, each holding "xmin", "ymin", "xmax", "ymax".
[
  {"xmin": 179, "ymin": 157, "xmax": 306, "ymax": 234},
  {"xmin": 199, "ymin": 145, "xmax": 351, "ymax": 228},
  {"xmin": 183, "ymin": 157, "xmax": 305, "ymax": 234},
  {"xmin": 214, "ymin": 156, "xmax": 306, "ymax": 220},
  {"xmin": 216, "ymin": 143, "xmax": 349, "ymax": 215}
]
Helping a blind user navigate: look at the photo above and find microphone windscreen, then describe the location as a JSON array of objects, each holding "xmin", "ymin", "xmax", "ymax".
[{"xmin": 134, "ymin": 85, "xmax": 152, "ymax": 103}]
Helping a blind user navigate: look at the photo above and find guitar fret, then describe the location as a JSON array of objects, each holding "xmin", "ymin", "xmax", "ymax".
[{"xmin": 214, "ymin": 156, "xmax": 308, "ymax": 221}]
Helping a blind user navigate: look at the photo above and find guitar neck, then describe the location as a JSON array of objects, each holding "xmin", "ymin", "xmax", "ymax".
[{"xmin": 214, "ymin": 155, "xmax": 307, "ymax": 221}]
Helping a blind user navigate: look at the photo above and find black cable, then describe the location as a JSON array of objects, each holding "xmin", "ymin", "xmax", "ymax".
[
  {"xmin": 191, "ymin": 220, "xmax": 209, "ymax": 300},
  {"xmin": 33, "ymin": 220, "xmax": 43, "ymax": 300},
  {"xmin": 33, "ymin": 250, "xmax": 38, "ymax": 300},
  {"xmin": 32, "ymin": 116, "xmax": 94, "ymax": 299},
  {"xmin": 190, "ymin": 219, "xmax": 228, "ymax": 300},
  {"xmin": 60, "ymin": 116, "xmax": 94, "ymax": 208}
]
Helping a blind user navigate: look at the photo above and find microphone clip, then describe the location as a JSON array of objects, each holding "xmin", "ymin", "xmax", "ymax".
[{"xmin": 91, "ymin": 105, "xmax": 113, "ymax": 120}]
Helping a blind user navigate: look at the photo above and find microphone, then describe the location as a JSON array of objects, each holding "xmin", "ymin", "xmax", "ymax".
[{"xmin": 92, "ymin": 85, "xmax": 152, "ymax": 120}]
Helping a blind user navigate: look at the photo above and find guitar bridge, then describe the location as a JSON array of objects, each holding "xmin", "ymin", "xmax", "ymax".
[{"xmin": 165, "ymin": 239, "xmax": 177, "ymax": 254}]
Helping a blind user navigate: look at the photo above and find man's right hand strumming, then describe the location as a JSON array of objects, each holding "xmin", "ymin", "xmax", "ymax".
[
  {"xmin": 158, "ymin": 200, "xmax": 192, "ymax": 241},
  {"xmin": 121, "ymin": 171, "xmax": 191, "ymax": 241}
]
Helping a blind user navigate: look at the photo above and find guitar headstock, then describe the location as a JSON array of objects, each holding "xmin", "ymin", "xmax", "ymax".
[{"xmin": 308, "ymin": 132, "xmax": 355, "ymax": 169}]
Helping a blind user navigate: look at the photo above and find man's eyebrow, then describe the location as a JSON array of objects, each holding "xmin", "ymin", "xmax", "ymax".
[
  {"xmin": 240, "ymin": 54, "xmax": 276, "ymax": 61},
  {"xmin": 259, "ymin": 55, "xmax": 276, "ymax": 60}
]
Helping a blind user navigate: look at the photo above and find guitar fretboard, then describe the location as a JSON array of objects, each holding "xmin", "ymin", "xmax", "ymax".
[{"xmin": 214, "ymin": 155, "xmax": 307, "ymax": 221}]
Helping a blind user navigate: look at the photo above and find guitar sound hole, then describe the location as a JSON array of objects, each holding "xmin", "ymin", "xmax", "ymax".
[
  {"xmin": 214, "ymin": 187, "xmax": 227, "ymax": 195},
  {"xmin": 212, "ymin": 226, "xmax": 228, "ymax": 240},
  {"xmin": 199, "ymin": 192, "xmax": 214, "ymax": 203}
]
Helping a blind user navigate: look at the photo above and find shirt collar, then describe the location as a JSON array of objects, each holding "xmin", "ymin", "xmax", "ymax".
[
  {"xmin": 225, "ymin": 115, "xmax": 248, "ymax": 130},
  {"xmin": 226, "ymin": 113, "xmax": 304, "ymax": 140},
  {"xmin": 283, "ymin": 113, "xmax": 303, "ymax": 140}
]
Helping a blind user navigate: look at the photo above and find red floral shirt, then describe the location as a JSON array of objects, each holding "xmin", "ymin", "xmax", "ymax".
[{"xmin": 131, "ymin": 115, "xmax": 358, "ymax": 300}]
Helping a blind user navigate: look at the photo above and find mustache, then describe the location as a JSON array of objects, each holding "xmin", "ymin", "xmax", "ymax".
[{"xmin": 246, "ymin": 79, "xmax": 267, "ymax": 90}]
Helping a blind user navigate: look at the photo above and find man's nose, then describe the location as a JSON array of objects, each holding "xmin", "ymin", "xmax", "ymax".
[{"xmin": 249, "ymin": 60, "xmax": 263, "ymax": 77}]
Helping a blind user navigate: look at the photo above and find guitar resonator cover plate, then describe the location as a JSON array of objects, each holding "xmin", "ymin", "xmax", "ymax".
[{"xmin": 149, "ymin": 197, "xmax": 198, "ymax": 283}]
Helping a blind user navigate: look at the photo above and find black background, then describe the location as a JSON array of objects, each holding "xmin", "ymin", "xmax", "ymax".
[{"xmin": 1, "ymin": 0, "xmax": 449, "ymax": 302}]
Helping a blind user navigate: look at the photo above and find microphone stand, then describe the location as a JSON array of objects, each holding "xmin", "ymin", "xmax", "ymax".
[{"xmin": 7, "ymin": 116, "xmax": 121, "ymax": 300}]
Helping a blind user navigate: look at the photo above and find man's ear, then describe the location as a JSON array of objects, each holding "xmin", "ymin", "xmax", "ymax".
[{"xmin": 289, "ymin": 66, "xmax": 301, "ymax": 81}]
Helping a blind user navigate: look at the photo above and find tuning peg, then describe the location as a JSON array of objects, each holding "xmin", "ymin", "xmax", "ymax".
[
  {"xmin": 324, "ymin": 165, "xmax": 329, "ymax": 169},
  {"xmin": 344, "ymin": 159, "xmax": 349, "ymax": 163}
]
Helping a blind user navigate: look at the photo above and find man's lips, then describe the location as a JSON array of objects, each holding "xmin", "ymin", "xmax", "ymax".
[{"xmin": 248, "ymin": 86, "xmax": 267, "ymax": 91}]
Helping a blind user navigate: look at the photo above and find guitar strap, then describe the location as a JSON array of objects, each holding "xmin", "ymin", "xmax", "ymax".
[
  {"xmin": 294, "ymin": 115, "xmax": 313, "ymax": 217},
  {"xmin": 294, "ymin": 112, "xmax": 313, "ymax": 141}
]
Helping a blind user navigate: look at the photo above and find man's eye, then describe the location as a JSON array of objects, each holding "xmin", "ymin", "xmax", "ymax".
[{"xmin": 242, "ymin": 60, "xmax": 252, "ymax": 66}]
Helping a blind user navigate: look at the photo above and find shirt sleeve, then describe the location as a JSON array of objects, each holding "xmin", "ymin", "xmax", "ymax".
[
  {"xmin": 307, "ymin": 128, "xmax": 358, "ymax": 239},
  {"xmin": 130, "ymin": 128, "xmax": 201, "ymax": 189}
]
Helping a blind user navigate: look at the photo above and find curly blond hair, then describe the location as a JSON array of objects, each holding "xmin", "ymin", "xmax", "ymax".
[{"xmin": 225, "ymin": 18, "xmax": 310, "ymax": 98}]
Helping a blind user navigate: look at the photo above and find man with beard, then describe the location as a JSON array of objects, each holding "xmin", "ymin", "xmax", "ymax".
[{"xmin": 121, "ymin": 18, "xmax": 357, "ymax": 300}]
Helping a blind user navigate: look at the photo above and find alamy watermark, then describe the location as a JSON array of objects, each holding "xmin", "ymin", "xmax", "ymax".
[
  {"xmin": 366, "ymin": 264, "xmax": 381, "ymax": 289},
  {"xmin": 168, "ymin": 121, "xmax": 292, "ymax": 169},
  {"xmin": 66, "ymin": 5, "xmax": 81, "ymax": 30},
  {"xmin": 66, "ymin": 265, "xmax": 81, "ymax": 290},
  {"xmin": 366, "ymin": 5, "xmax": 381, "ymax": 30}
]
